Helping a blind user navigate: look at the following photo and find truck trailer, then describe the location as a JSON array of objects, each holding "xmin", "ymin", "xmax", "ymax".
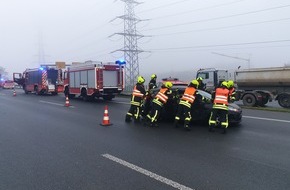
[
  {"xmin": 63, "ymin": 61, "xmax": 124, "ymax": 101},
  {"xmin": 196, "ymin": 67, "xmax": 290, "ymax": 108}
]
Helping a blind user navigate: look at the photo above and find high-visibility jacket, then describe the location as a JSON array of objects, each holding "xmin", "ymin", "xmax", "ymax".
[
  {"xmin": 131, "ymin": 84, "xmax": 146, "ymax": 106},
  {"xmin": 179, "ymin": 87, "xmax": 197, "ymax": 108},
  {"xmin": 132, "ymin": 85, "xmax": 144, "ymax": 97},
  {"xmin": 153, "ymin": 87, "xmax": 170, "ymax": 106},
  {"xmin": 214, "ymin": 88, "xmax": 229, "ymax": 105},
  {"xmin": 181, "ymin": 87, "xmax": 196, "ymax": 103},
  {"xmin": 213, "ymin": 87, "xmax": 229, "ymax": 110}
]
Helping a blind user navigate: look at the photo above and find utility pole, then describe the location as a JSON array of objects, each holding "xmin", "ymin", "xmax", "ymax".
[
  {"xmin": 212, "ymin": 52, "xmax": 251, "ymax": 69},
  {"xmin": 111, "ymin": 0, "xmax": 149, "ymax": 91}
]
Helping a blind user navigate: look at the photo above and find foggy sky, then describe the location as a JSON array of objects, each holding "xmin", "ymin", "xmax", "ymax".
[{"xmin": 1, "ymin": 0, "xmax": 290, "ymax": 81}]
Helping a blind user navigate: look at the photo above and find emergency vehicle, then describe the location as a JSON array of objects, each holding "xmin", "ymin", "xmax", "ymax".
[
  {"xmin": 13, "ymin": 67, "xmax": 59, "ymax": 95},
  {"xmin": 2, "ymin": 80, "xmax": 15, "ymax": 89},
  {"xmin": 63, "ymin": 61, "xmax": 124, "ymax": 101}
]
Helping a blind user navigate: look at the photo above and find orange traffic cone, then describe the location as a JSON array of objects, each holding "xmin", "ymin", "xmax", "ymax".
[
  {"xmin": 13, "ymin": 89, "xmax": 16, "ymax": 96},
  {"xmin": 64, "ymin": 96, "xmax": 70, "ymax": 107},
  {"xmin": 100, "ymin": 105, "xmax": 112, "ymax": 126}
]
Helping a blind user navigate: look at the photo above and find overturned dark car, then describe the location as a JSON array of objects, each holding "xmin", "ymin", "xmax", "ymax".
[{"xmin": 149, "ymin": 84, "xmax": 242, "ymax": 125}]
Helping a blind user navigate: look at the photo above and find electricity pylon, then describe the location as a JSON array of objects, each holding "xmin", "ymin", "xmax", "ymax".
[{"xmin": 111, "ymin": 0, "xmax": 149, "ymax": 91}]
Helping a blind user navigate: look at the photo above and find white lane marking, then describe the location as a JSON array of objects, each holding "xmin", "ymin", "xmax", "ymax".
[
  {"xmin": 243, "ymin": 116, "xmax": 290, "ymax": 123},
  {"xmin": 39, "ymin": 100, "xmax": 75, "ymax": 108},
  {"xmin": 102, "ymin": 153, "xmax": 194, "ymax": 190}
]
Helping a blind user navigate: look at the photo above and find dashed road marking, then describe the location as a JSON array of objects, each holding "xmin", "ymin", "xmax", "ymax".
[
  {"xmin": 243, "ymin": 115, "xmax": 290, "ymax": 123},
  {"xmin": 102, "ymin": 153, "xmax": 194, "ymax": 190}
]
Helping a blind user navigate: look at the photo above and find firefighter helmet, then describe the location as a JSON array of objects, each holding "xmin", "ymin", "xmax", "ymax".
[
  {"xmin": 151, "ymin": 74, "xmax": 157, "ymax": 79},
  {"xmin": 164, "ymin": 81, "xmax": 173, "ymax": 88},
  {"xmin": 137, "ymin": 76, "xmax": 145, "ymax": 84},
  {"xmin": 221, "ymin": 81, "xmax": 228, "ymax": 88},
  {"xmin": 190, "ymin": 79, "xmax": 199, "ymax": 87},
  {"xmin": 228, "ymin": 80, "xmax": 234, "ymax": 88},
  {"xmin": 196, "ymin": 77, "xmax": 203, "ymax": 81}
]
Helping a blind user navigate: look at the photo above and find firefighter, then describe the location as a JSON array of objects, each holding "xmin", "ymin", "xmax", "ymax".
[
  {"xmin": 142, "ymin": 74, "xmax": 158, "ymax": 117},
  {"xmin": 125, "ymin": 76, "xmax": 146, "ymax": 123},
  {"xmin": 148, "ymin": 74, "xmax": 158, "ymax": 89},
  {"xmin": 174, "ymin": 79, "xmax": 199, "ymax": 131},
  {"xmin": 146, "ymin": 81, "xmax": 173, "ymax": 127},
  {"xmin": 227, "ymin": 80, "xmax": 236, "ymax": 102},
  {"xmin": 196, "ymin": 77, "xmax": 206, "ymax": 91},
  {"xmin": 208, "ymin": 81, "xmax": 230, "ymax": 134}
]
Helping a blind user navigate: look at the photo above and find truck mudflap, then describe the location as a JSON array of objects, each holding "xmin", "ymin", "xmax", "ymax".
[{"xmin": 255, "ymin": 90, "xmax": 273, "ymax": 106}]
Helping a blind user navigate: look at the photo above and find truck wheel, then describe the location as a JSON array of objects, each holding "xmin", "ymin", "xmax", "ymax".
[
  {"xmin": 23, "ymin": 85, "xmax": 28, "ymax": 94},
  {"xmin": 242, "ymin": 94, "xmax": 256, "ymax": 107},
  {"xmin": 34, "ymin": 86, "xmax": 39, "ymax": 95},
  {"xmin": 278, "ymin": 95, "xmax": 290, "ymax": 108},
  {"xmin": 81, "ymin": 89, "xmax": 89, "ymax": 101},
  {"xmin": 262, "ymin": 97, "xmax": 269, "ymax": 105}
]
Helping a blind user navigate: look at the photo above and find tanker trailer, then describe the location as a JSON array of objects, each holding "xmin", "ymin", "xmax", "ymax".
[{"xmin": 235, "ymin": 66, "xmax": 290, "ymax": 108}]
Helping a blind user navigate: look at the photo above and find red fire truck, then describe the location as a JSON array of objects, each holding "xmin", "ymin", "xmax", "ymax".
[
  {"xmin": 13, "ymin": 66, "xmax": 60, "ymax": 95},
  {"xmin": 63, "ymin": 61, "xmax": 124, "ymax": 101}
]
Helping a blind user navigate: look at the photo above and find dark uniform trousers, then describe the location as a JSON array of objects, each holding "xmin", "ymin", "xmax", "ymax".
[{"xmin": 175, "ymin": 103, "xmax": 192, "ymax": 125}]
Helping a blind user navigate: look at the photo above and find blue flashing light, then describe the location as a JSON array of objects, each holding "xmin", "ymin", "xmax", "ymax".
[
  {"xmin": 115, "ymin": 59, "xmax": 126, "ymax": 65},
  {"xmin": 0, "ymin": 78, "xmax": 4, "ymax": 81},
  {"xmin": 39, "ymin": 67, "xmax": 44, "ymax": 71}
]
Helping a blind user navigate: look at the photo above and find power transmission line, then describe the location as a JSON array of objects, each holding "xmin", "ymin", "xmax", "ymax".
[
  {"xmin": 152, "ymin": 17, "xmax": 290, "ymax": 36},
  {"xmin": 149, "ymin": 39, "xmax": 290, "ymax": 51},
  {"xmin": 149, "ymin": 0, "xmax": 245, "ymax": 20},
  {"xmin": 139, "ymin": 0, "xmax": 192, "ymax": 14},
  {"xmin": 151, "ymin": 44, "xmax": 290, "ymax": 53},
  {"xmin": 143, "ymin": 4, "xmax": 290, "ymax": 31}
]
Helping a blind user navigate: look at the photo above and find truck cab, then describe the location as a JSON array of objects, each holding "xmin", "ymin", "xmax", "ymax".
[{"xmin": 196, "ymin": 68, "xmax": 229, "ymax": 92}]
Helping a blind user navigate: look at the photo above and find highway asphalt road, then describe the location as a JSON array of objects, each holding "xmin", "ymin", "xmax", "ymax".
[{"xmin": 1, "ymin": 89, "xmax": 290, "ymax": 190}]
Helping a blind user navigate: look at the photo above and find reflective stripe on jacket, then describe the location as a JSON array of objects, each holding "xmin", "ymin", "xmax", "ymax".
[
  {"xmin": 181, "ymin": 87, "xmax": 196, "ymax": 103},
  {"xmin": 132, "ymin": 86, "xmax": 144, "ymax": 97},
  {"xmin": 154, "ymin": 88, "xmax": 169, "ymax": 104},
  {"xmin": 130, "ymin": 84, "xmax": 146, "ymax": 106},
  {"xmin": 213, "ymin": 87, "xmax": 229, "ymax": 105}
]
